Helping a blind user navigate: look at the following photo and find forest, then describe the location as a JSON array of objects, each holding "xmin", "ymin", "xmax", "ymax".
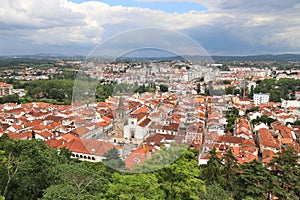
[
  {"xmin": 0, "ymin": 134, "xmax": 299, "ymax": 200},
  {"xmin": 254, "ymin": 78, "xmax": 300, "ymax": 102}
]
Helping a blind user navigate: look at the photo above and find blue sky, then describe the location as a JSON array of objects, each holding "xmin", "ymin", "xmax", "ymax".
[
  {"xmin": 70, "ymin": 0, "xmax": 207, "ymax": 13},
  {"xmin": 0, "ymin": 0, "xmax": 300, "ymax": 56}
]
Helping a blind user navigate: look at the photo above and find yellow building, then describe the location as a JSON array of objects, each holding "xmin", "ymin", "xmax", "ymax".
[{"xmin": 0, "ymin": 82, "xmax": 13, "ymax": 96}]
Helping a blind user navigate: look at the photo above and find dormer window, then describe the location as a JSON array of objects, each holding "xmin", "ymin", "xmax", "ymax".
[{"xmin": 133, "ymin": 158, "xmax": 140, "ymax": 163}]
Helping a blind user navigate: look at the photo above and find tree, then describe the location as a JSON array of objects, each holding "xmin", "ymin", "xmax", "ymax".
[
  {"xmin": 159, "ymin": 84, "xmax": 168, "ymax": 92},
  {"xmin": 221, "ymin": 149, "xmax": 238, "ymax": 192},
  {"xmin": 235, "ymin": 160, "xmax": 275, "ymax": 200},
  {"xmin": 254, "ymin": 78, "xmax": 276, "ymax": 94},
  {"xmin": 103, "ymin": 148, "xmax": 125, "ymax": 170},
  {"xmin": 196, "ymin": 83, "xmax": 201, "ymax": 94},
  {"xmin": 269, "ymin": 88, "xmax": 284, "ymax": 102},
  {"xmin": 41, "ymin": 184, "xmax": 95, "ymax": 200},
  {"xmin": 105, "ymin": 173, "xmax": 164, "ymax": 200},
  {"xmin": 46, "ymin": 163, "xmax": 103, "ymax": 199},
  {"xmin": 225, "ymin": 86, "xmax": 236, "ymax": 95},
  {"xmin": 59, "ymin": 147, "xmax": 73, "ymax": 162},
  {"xmin": 133, "ymin": 146, "xmax": 205, "ymax": 199},
  {"xmin": 49, "ymin": 88, "xmax": 65, "ymax": 102},
  {"xmin": 268, "ymin": 147, "xmax": 300, "ymax": 199},
  {"xmin": 248, "ymin": 85, "xmax": 254, "ymax": 98},
  {"xmin": 201, "ymin": 148, "xmax": 224, "ymax": 186},
  {"xmin": 225, "ymin": 107, "xmax": 239, "ymax": 133},
  {"xmin": 154, "ymin": 150, "xmax": 205, "ymax": 200},
  {"xmin": 251, "ymin": 115, "xmax": 276, "ymax": 126},
  {"xmin": 199, "ymin": 184, "xmax": 233, "ymax": 200},
  {"xmin": 133, "ymin": 143, "xmax": 187, "ymax": 173},
  {"xmin": 0, "ymin": 137, "xmax": 69, "ymax": 200}
]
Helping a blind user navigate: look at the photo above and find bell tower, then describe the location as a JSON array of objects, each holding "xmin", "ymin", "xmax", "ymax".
[{"xmin": 114, "ymin": 97, "xmax": 125, "ymax": 138}]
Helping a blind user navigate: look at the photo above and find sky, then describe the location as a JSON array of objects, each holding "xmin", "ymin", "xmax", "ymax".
[{"xmin": 1, "ymin": 0, "xmax": 300, "ymax": 56}]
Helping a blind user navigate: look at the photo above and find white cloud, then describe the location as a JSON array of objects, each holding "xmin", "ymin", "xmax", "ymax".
[{"xmin": 0, "ymin": 0, "xmax": 300, "ymax": 55}]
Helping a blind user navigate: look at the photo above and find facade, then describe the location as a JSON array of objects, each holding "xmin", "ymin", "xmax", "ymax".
[
  {"xmin": 114, "ymin": 97, "xmax": 126, "ymax": 138},
  {"xmin": 253, "ymin": 93, "xmax": 269, "ymax": 105},
  {"xmin": 0, "ymin": 82, "xmax": 13, "ymax": 96}
]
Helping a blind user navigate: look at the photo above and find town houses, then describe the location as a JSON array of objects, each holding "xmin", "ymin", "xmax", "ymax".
[{"xmin": 1, "ymin": 60, "xmax": 300, "ymax": 170}]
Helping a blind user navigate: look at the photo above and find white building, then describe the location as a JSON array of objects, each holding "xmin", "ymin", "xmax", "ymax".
[{"xmin": 253, "ymin": 93, "xmax": 269, "ymax": 105}]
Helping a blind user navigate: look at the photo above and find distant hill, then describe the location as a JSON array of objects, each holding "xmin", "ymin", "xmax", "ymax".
[
  {"xmin": 118, "ymin": 54, "xmax": 300, "ymax": 62},
  {"xmin": 211, "ymin": 54, "xmax": 300, "ymax": 62},
  {"xmin": 0, "ymin": 53, "xmax": 84, "ymax": 60},
  {"xmin": 1, "ymin": 54, "xmax": 300, "ymax": 63}
]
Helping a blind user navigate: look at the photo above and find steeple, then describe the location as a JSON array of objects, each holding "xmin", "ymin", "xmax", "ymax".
[{"xmin": 114, "ymin": 97, "xmax": 125, "ymax": 138}]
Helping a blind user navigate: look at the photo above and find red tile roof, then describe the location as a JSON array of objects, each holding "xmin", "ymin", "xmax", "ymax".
[
  {"xmin": 218, "ymin": 135, "xmax": 244, "ymax": 145},
  {"xmin": 59, "ymin": 138, "xmax": 114, "ymax": 156},
  {"xmin": 125, "ymin": 147, "xmax": 148, "ymax": 170},
  {"xmin": 73, "ymin": 126, "xmax": 90, "ymax": 136}
]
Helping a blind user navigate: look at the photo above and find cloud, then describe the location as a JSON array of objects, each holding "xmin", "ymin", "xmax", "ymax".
[{"xmin": 0, "ymin": 0, "xmax": 300, "ymax": 55}]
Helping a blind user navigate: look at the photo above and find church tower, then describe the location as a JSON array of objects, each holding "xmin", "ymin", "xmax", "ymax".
[{"xmin": 114, "ymin": 97, "xmax": 125, "ymax": 138}]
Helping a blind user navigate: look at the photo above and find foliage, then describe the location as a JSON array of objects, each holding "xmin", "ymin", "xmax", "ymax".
[
  {"xmin": 199, "ymin": 184, "xmax": 233, "ymax": 200},
  {"xmin": 135, "ymin": 84, "xmax": 156, "ymax": 94},
  {"xmin": 154, "ymin": 150, "xmax": 205, "ymax": 200},
  {"xmin": 201, "ymin": 148, "xmax": 224, "ymax": 185},
  {"xmin": 105, "ymin": 173, "xmax": 164, "ymax": 200},
  {"xmin": 226, "ymin": 86, "xmax": 241, "ymax": 95},
  {"xmin": 221, "ymin": 149, "xmax": 238, "ymax": 192},
  {"xmin": 255, "ymin": 78, "xmax": 300, "ymax": 102},
  {"xmin": 25, "ymin": 79, "xmax": 74, "ymax": 104},
  {"xmin": 251, "ymin": 115, "xmax": 276, "ymax": 126},
  {"xmin": 0, "ymin": 94, "xmax": 20, "ymax": 104},
  {"xmin": 159, "ymin": 84, "xmax": 169, "ymax": 92},
  {"xmin": 1, "ymin": 134, "xmax": 300, "ymax": 200},
  {"xmin": 103, "ymin": 148, "xmax": 125, "ymax": 170},
  {"xmin": 0, "ymin": 136, "xmax": 70, "ymax": 200},
  {"xmin": 245, "ymin": 107, "xmax": 259, "ymax": 114},
  {"xmin": 267, "ymin": 147, "xmax": 300, "ymax": 199},
  {"xmin": 132, "ymin": 143, "xmax": 187, "ymax": 172},
  {"xmin": 234, "ymin": 160, "xmax": 274, "ymax": 200},
  {"xmin": 225, "ymin": 107, "xmax": 239, "ymax": 133}
]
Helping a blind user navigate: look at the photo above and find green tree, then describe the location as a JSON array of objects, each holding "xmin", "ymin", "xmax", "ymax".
[
  {"xmin": 133, "ymin": 143, "xmax": 187, "ymax": 172},
  {"xmin": 199, "ymin": 184, "xmax": 233, "ymax": 200},
  {"xmin": 159, "ymin": 84, "xmax": 169, "ymax": 92},
  {"xmin": 105, "ymin": 173, "xmax": 164, "ymax": 200},
  {"xmin": 43, "ymin": 163, "xmax": 102, "ymax": 200},
  {"xmin": 235, "ymin": 160, "xmax": 275, "ymax": 200},
  {"xmin": 201, "ymin": 148, "xmax": 224, "ymax": 186},
  {"xmin": 103, "ymin": 148, "xmax": 125, "ymax": 170},
  {"xmin": 41, "ymin": 184, "xmax": 95, "ymax": 200},
  {"xmin": 0, "ymin": 137, "xmax": 69, "ymax": 200},
  {"xmin": 225, "ymin": 86, "xmax": 236, "ymax": 95},
  {"xmin": 155, "ymin": 150, "xmax": 205, "ymax": 200},
  {"xmin": 221, "ymin": 149, "xmax": 238, "ymax": 192},
  {"xmin": 254, "ymin": 78, "xmax": 276, "ymax": 93},
  {"xmin": 197, "ymin": 83, "xmax": 201, "ymax": 94},
  {"xmin": 268, "ymin": 147, "xmax": 300, "ymax": 199},
  {"xmin": 251, "ymin": 115, "xmax": 276, "ymax": 126},
  {"xmin": 269, "ymin": 88, "xmax": 284, "ymax": 102}
]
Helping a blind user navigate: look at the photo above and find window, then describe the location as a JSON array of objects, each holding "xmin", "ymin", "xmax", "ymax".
[{"xmin": 133, "ymin": 158, "xmax": 140, "ymax": 163}]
